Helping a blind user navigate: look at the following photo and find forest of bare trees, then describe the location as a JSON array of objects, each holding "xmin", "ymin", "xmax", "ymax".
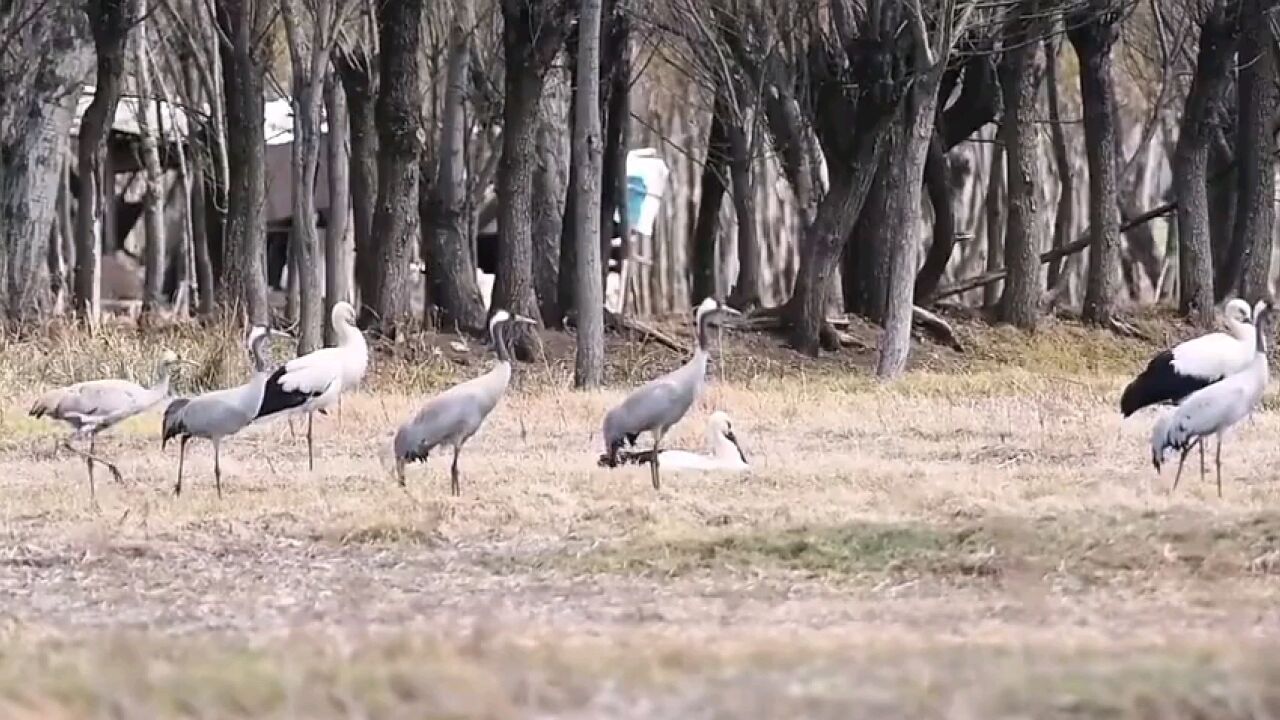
[{"xmin": 1, "ymin": 0, "xmax": 1279, "ymax": 381}]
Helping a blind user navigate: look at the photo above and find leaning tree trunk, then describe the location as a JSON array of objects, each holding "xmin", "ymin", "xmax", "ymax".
[
  {"xmin": 324, "ymin": 76, "xmax": 351, "ymax": 345},
  {"xmin": 1174, "ymin": 1, "xmax": 1237, "ymax": 323},
  {"xmin": 135, "ymin": 0, "xmax": 167, "ymax": 320},
  {"xmin": 1069, "ymin": 2, "xmax": 1123, "ymax": 324},
  {"xmin": 1043, "ymin": 39, "xmax": 1074, "ymax": 293},
  {"xmin": 216, "ymin": 0, "xmax": 270, "ymax": 325},
  {"xmin": 1222, "ymin": 0, "xmax": 1276, "ymax": 302},
  {"xmin": 913, "ymin": 135, "xmax": 957, "ymax": 302},
  {"xmin": 690, "ymin": 99, "xmax": 730, "ymax": 304},
  {"xmin": 74, "ymin": 0, "xmax": 135, "ymax": 325},
  {"xmin": 998, "ymin": 9, "xmax": 1047, "ymax": 330},
  {"xmin": 573, "ymin": 0, "xmax": 605, "ymax": 388},
  {"xmin": 335, "ymin": 48, "xmax": 378, "ymax": 317},
  {"xmin": 0, "ymin": 7, "xmax": 92, "ymax": 326},
  {"xmin": 366, "ymin": 0, "xmax": 426, "ymax": 335},
  {"xmin": 422, "ymin": 0, "xmax": 487, "ymax": 334}
]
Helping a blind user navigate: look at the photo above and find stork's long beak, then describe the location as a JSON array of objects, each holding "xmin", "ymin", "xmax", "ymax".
[{"xmin": 724, "ymin": 429, "xmax": 747, "ymax": 463}]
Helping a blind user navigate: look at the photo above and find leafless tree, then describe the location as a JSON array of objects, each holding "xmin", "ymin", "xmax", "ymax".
[{"xmin": 573, "ymin": 0, "xmax": 606, "ymax": 386}]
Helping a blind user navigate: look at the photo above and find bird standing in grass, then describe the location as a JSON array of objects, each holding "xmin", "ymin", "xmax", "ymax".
[
  {"xmin": 600, "ymin": 297, "xmax": 740, "ymax": 490},
  {"xmin": 600, "ymin": 410, "xmax": 749, "ymax": 472},
  {"xmin": 162, "ymin": 326, "xmax": 294, "ymax": 498},
  {"xmin": 1151, "ymin": 300, "xmax": 1273, "ymax": 497},
  {"xmin": 29, "ymin": 350, "xmax": 186, "ymax": 501},
  {"xmin": 1121, "ymin": 297, "xmax": 1256, "ymax": 473},
  {"xmin": 393, "ymin": 310, "xmax": 535, "ymax": 496},
  {"xmin": 255, "ymin": 301, "xmax": 368, "ymax": 469}
]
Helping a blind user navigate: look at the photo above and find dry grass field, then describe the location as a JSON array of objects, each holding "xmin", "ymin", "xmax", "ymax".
[{"xmin": 5, "ymin": 316, "xmax": 1280, "ymax": 718}]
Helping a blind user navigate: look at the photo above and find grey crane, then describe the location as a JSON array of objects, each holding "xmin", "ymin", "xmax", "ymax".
[
  {"xmin": 29, "ymin": 350, "xmax": 187, "ymax": 501},
  {"xmin": 600, "ymin": 297, "xmax": 740, "ymax": 490},
  {"xmin": 393, "ymin": 310, "xmax": 535, "ymax": 496},
  {"xmin": 1151, "ymin": 300, "xmax": 1273, "ymax": 497},
  {"xmin": 161, "ymin": 326, "xmax": 293, "ymax": 498}
]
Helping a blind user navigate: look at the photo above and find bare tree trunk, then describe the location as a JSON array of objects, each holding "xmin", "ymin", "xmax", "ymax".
[
  {"xmin": 998, "ymin": 7, "xmax": 1047, "ymax": 330},
  {"xmin": 573, "ymin": 0, "xmax": 605, "ymax": 387},
  {"xmin": 422, "ymin": 0, "xmax": 487, "ymax": 333},
  {"xmin": 532, "ymin": 53, "xmax": 569, "ymax": 325},
  {"xmin": 0, "ymin": 9, "xmax": 91, "ymax": 325},
  {"xmin": 48, "ymin": 155, "xmax": 72, "ymax": 315},
  {"xmin": 1222, "ymin": 0, "xmax": 1276, "ymax": 301},
  {"xmin": 366, "ymin": 0, "xmax": 425, "ymax": 335},
  {"xmin": 1172, "ymin": 2, "xmax": 1228, "ymax": 320},
  {"xmin": 135, "ymin": 0, "xmax": 166, "ymax": 319},
  {"xmin": 189, "ymin": 146, "xmax": 216, "ymax": 317},
  {"xmin": 600, "ymin": 0, "xmax": 630, "ymax": 292},
  {"xmin": 1043, "ymin": 38, "xmax": 1073, "ymax": 291},
  {"xmin": 75, "ymin": 0, "xmax": 135, "ymax": 325},
  {"xmin": 690, "ymin": 100, "xmax": 729, "ymax": 303},
  {"xmin": 216, "ymin": 0, "xmax": 270, "ymax": 325},
  {"xmin": 984, "ymin": 139, "xmax": 1005, "ymax": 308},
  {"xmin": 324, "ymin": 75, "xmax": 351, "ymax": 344},
  {"xmin": 913, "ymin": 135, "xmax": 958, "ymax": 302},
  {"xmin": 847, "ymin": 158, "xmax": 891, "ymax": 319},
  {"xmin": 726, "ymin": 108, "xmax": 760, "ymax": 310},
  {"xmin": 335, "ymin": 48, "xmax": 378, "ymax": 315},
  {"xmin": 1069, "ymin": 2, "xmax": 1123, "ymax": 323}
]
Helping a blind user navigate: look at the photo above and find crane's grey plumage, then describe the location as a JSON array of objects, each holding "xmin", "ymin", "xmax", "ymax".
[
  {"xmin": 393, "ymin": 310, "xmax": 534, "ymax": 496},
  {"xmin": 29, "ymin": 350, "xmax": 185, "ymax": 501},
  {"xmin": 600, "ymin": 297, "xmax": 740, "ymax": 490},
  {"xmin": 161, "ymin": 326, "xmax": 291, "ymax": 498},
  {"xmin": 254, "ymin": 301, "xmax": 368, "ymax": 469},
  {"xmin": 1151, "ymin": 300, "xmax": 1273, "ymax": 497}
]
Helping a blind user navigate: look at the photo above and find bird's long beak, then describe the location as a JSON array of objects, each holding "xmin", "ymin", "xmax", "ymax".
[
  {"xmin": 268, "ymin": 329, "xmax": 294, "ymax": 340},
  {"xmin": 512, "ymin": 314, "xmax": 538, "ymax": 326},
  {"xmin": 724, "ymin": 429, "xmax": 748, "ymax": 463}
]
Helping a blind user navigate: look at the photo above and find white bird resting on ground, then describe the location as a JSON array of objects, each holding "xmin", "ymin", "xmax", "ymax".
[
  {"xmin": 599, "ymin": 297, "xmax": 741, "ymax": 490},
  {"xmin": 162, "ymin": 326, "xmax": 293, "ymax": 498},
  {"xmin": 29, "ymin": 349, "xmax": 188, "ymax": 502},
  {"xmin": 599, "ymin": 410, "xmax": 748, "ymax": 472},
  {"xmin": 393, "ymin": 310, "xmax": 535, "ymax": 496},
  {"xmin": 1151, "ymin": 299, "xmax": 1273, "ymax": 497},
  {"xmin": 254, "ymin": 301, "xmax": 368, "ymax": 469}
]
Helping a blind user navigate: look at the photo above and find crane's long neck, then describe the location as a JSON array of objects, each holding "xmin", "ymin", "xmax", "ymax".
[{"xmin": 696, "ymin": 310, "xmax": 713, "ymax": 351}]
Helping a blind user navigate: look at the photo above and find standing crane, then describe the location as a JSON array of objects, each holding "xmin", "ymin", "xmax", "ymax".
[
  {"xmin": 162, "ymin": 326, "xmax": 292, "ymax": 498},
  {"xmin": 254, "ymin": 301, "xmax": 368, "ymax": 469},
  {"xmin": 29, "ymin": 350, "xmax": 187, "ymax": 501},
  {"xmin": 1151, "ymin": 300, "xmax": 1273, "ymax": 497},
  {"xmin": 600, "ymin": 297, "xmax": 740, "ymax": 490},
  {"xmin": 1122, "ymin": 297, "xmax": 1256, "ymax": 474},
  {"xmin": 599, "ymin": 410, "xmax": 749, "ymax": 472},
  {"xmin": 393, "ymin": 310, "xmax": 535, "ymax": 496}
]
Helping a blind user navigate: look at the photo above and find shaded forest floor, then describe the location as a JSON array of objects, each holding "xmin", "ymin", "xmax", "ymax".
[{"xmin": 4, "ymin": 311, "xmax": 1280, "ymax": 718}]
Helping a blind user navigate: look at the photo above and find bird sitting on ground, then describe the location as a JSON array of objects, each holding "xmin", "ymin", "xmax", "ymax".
[
  {"xmin": 1151, "ymin": 299, "xmax": 1273, "ymax": 497},
  {"xmin": 599, "ymin": 410, "xmax": 748, "ymax": 472},
  {"xmin": 393, "ymin": 310, "xmax": 536, "ymax": 496},
  {"xmin": 600, "ymin": 297, "xmax": 741, "ymax": 490},
  {"xmin": 162, "ymin": 326, "xmax": 294, "ymax": 498},
  {"xmin": 29, "ymin": 350, "xmax": 187, "ymax": 502},
  {"xmin": 252, "ymin": 301, "xmax": 368, "ymax": 469}
]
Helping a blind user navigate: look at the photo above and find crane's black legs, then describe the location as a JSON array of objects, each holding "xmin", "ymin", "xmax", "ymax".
[
  {"xmin": 1171, "ymin": 445, "xmax": 1193, "ymax": 493},
  {"xmin": 450, "ymin": 445, "xmax": 461, "ymax": 496},
  {"xmin": 1199, "ymin": 440, "xmax": 1206, "ymax": 481},
  {"xmin": 173, "ymin": 437, "xmax": 188, "ymax": 496},
  {"xmin": 213, "ymin": 440, "xmax": 224, "ymax": 499},
  {"xmin": 306, "ymin": 412, "xmax": 315, "ymax": 471},
  {"xmin": 63, "ymin": 434, "xmax": 123, "ymax": 501},
  {"xmin": 1215, "ymin": 434, "xmax": 1223, "ymax": 498},
  {"xmin": 395, "ymin": 459, "xmax": 407, "ymax": 487},
  {"xmin": 650, "ymin": 429, "xmax": 666, "ymax": 490}
]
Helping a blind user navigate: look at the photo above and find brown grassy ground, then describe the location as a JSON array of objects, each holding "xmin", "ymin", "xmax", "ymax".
[{"xmin": 4, "ymin": 314, "xmax": 1280, "ymax": 718}]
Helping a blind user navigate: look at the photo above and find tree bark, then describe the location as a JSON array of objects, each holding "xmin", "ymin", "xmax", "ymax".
[
  {"xmin": 324, "ymin": 75, "xmax": 351, "ymax": 344},
  {"xmin": 690, "ymin": 101, "xmax": 729, "ymax": 303},
  {"xmin": 913, "ymin": 135, "xmax": 958, "ymax": 302},
  {"xmin": 1221, "ymin": 0, "xmax": 1276, "ymax": 301},
  {"xmin": 75, "ymin": 0, "xmax": 135, "ymax": 324},
  {"xmin": 335, "ymin": 48, "xmax": 378, "ymax": 317},
  {"xmin": 366, "ymin": 0, "xmax": 426, "ymax": 335},
  {"xmin": 422, "ymin": 0, "xmax": 487, "ymax": 334},
  {"xmin": 1043, "ymin": 39, "xmax": 1073, "ymax": 292},
  {"xmin": 984, "ymin": 140, "xmax": 1005, "ymax": 308},
  {"xmin": 573, "ymin": 0, "xmax": 605, "ymax": 387},
  {"xmin": 1176, "ymin": 3, "xmax": 1235, "ymax": 321},
  {"xmin": 216, "ymin": 0, "xmax": 270, "ymax": 325},
  {"xmin": 998, "ymin": 6, "xmax": 1047, "ymax": 330},
  {"xmin": 1069, "ymin": 2, "xmax": 1124, "ymax": 323},
  {"xmin": 846, "ymin": 157, "xmax": 892, "ymax": 320},
  {"xmin": 0, "ymin": 7, "xmax": 91, "ymax": 326},
  {"xmin": 134, "ymin": 0, "xmax": 166, "ymax": 319},
  {"xmin": 600, "ymin": 0, "xmax": 630, "ymax": 292},
  {"xmin": 726, "ymin": 106, "xmax": 760, "ymax": 310},
  {"xmin": 532, "ymin": 53, "xmax": 570, "ymax": 325}
]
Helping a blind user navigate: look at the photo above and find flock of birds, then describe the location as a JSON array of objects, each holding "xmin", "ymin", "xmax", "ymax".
[
  {"xmin": 27, "ymin": 298, "xmax": 749, "ymax": 502},
  {"xmin": 22, "ymin": 291, "xmax": 1277, "ymax": 503}
]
